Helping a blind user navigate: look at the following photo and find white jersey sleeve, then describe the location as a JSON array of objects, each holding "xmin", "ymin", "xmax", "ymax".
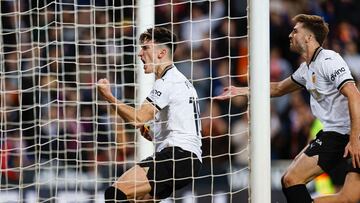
[
  {"xmin": 146, "ymin": 79, "xmax": 170, "ymax": 110},
  {"xmin": 320, "ymin": 53, "xmax": 354, "ymax": 90},
  {"xmin": 291, "ymin": 63, "xmax": 307, "ymax": 88}
]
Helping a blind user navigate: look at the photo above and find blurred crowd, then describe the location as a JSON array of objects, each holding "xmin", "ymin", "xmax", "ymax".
[
  {"xmin": 0, "ymin": 0, "xmax": 360, "ymax": 186},
  {"xmin": 0, "ymin": 0, "xmax": 136, "ymax": 184}
]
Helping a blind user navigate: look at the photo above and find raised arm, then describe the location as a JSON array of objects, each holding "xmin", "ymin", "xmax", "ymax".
[
  {"xmin": 97, "ymin": 78, "xmax": 157, "ymax": 128},
  {"xmin": 341, "ymin": 82, "xmax": 360, "ymax": 168},
  {"xmin": 270, "ymin": 77, "xmax": 302, "ymax": 97}
]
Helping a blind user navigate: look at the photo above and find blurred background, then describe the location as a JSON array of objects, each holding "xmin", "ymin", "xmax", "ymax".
[{"xmin": 0, "ymin": 0, "xmax": 359, "ymax": 202}]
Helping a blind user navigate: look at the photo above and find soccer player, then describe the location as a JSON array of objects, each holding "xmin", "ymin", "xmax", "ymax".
[
  {"xmin": 97, "ymin": 27, "xmax": 202, "ymax": 202},
  {"xmin": 215, "ymin": 14, "xmax": 360, "ymax": 203}
]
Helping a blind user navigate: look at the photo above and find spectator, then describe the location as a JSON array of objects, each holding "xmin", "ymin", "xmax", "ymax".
[{"xmin": 343, "ymin": 41, "xmax": 360, "ymax": 87}]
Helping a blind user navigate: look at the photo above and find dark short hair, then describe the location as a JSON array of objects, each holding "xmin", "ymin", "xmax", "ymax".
[
  {"xmin": 292, "ymin": 14, "xmax": 329, "ymax": 45},
  {"xmin": 139, "ymin": 27, "xmax": 177, "ymax": 54}
]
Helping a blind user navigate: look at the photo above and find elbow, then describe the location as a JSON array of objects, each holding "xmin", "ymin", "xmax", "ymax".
[
  {"xmin": 271, "ymin": 90, "xmax": 282, "ymax": 98},
  {"xmin": 134, "ymin": 123, "xmax": 143, "ymax": 128},
  {"xmin": 134, "ymin": 116, "xmax": 146, "ymax": 128},
  {"xmin": 270, "ymin": 85, "xmax": 281, "ymax": 98}
]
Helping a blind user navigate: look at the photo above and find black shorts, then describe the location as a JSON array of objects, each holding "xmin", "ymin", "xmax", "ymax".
[
  {"xmin": 304, "ymin": 130, "xmax": 360, "ymax": 174},
  {"xmin": 327, "ymin": 159, "xmax": 347, "ymax": 186},
  {"xmin": 138, "ymin": 147, "xmax": 202, "ymax": 199},
  {"xmin": 348, "ymin": 161, "xmax": 360, "ymax": 174}
]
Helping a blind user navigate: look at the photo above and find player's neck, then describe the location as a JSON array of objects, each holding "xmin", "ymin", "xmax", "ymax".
[
  {"xmin": 155, "ymin": 62, "xmax": 173, "ymax": 79},
  {"xmin": 303, "ymin": 43, "xmax": 321, "ymax": 65}
]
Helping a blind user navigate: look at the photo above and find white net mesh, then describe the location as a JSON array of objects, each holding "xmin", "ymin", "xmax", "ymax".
[{"xmin": 0, "ymin": 0, "xmax": 249, "ymax": 202}]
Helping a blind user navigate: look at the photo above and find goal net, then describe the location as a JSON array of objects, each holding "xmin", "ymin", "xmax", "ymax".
[{"xmin": 0, "ymin": 0, "xmax": 252, "ymax": 202}]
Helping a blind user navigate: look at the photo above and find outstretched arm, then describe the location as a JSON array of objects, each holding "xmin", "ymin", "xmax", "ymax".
[
  {"xmin": 213, "ymin": 86, "xmax": 249, "ymax": 100},
  {"xmin": 270, "ymin": 77, "xmax": 302, "ymax": 97},
  {"xmin": 97, "ymin": 78, "xmax": 157, "ymax": 128},
  {"xmin": 341, "ymin": 82, "xmax": 360, "ymax": 168},
  {"xmin": 214, "ymin": 76, "xmax": 302, "ymax": 100}
]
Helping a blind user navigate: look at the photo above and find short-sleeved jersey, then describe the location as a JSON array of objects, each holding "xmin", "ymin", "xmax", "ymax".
[
  {"xmin": 146, "ymin": 65, "xmax": 202, "ymax": 161},
  {"xmin": 291, "ymin": 47, "xmax": 355, "ymax": 134}
]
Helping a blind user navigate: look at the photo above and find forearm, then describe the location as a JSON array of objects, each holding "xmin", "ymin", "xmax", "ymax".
[
  {"xmin": 270, "ymin": 82, "xmax": 282, "ymax": 97},
  {"xmin": 270, "ymin": 78, "xmax": 301, "ymax": 98},
  {"xmin": 97, "ymin": 78, "xmax": 150, "ymax": 127},
  {"xmin": 348, "ymin": 95, "xmax": 360, "ymax": 141},
  {"xmin": 105, "ymin": 95, "xmax": 142, "ymax": 126}
]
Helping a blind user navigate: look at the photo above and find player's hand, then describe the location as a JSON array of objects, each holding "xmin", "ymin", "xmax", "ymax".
[
  {"xmin": 140, "ymin": 124, "xmax": 152, "ymax": 141},
  {"xmin": 213, "ymin": 86, "xmax": 249, "ymax": 100},
  {"xmin": 97, "ymin": 79, "xmax": 113, "ymax": 101},
  {"xmin": 344, "ymin": 137, "xmax": 360, "ymax": 168}
]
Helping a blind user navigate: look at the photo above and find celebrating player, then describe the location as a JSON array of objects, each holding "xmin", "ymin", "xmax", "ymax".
[
  {"xmin": 215, "ymin": 14, "xmax": 360, "ymax": 203},
  {"xmin": 98, "ymin": 27, "xmax": 203, "ymax": 202}
]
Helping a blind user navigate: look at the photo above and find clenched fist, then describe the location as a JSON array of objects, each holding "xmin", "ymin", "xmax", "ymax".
[
  {"xmin": 97, "ymin": 78, "xmax": 114, "ymax": 101},
  {"xmin": 140, "ymin": 122, "xmax": 154, "ymax": 141}
]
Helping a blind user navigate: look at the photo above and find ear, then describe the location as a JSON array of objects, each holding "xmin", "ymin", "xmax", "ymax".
[
  {"xmin": 157, "ymin": 47, "xmax": 168, "ymax": 59},
  {"xmin": 305, "ymin": 33, "xmax": 313, "ymax": 43}
]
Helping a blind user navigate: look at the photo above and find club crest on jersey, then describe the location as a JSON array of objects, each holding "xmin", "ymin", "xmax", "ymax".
[
  {"xmin": 312, "ymin": 72, "xmax": 316, "ymax": 83},
  {"xmin": 330, "ymin": 67, "xmax": 346, "ymax": 81}
]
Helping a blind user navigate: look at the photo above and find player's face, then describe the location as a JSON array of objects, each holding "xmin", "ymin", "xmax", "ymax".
[
  {"xmin": 138, "ymin": 40, "xmax": 159, "ymax": 74},
  {"xmin": 289, "ymin": 22, "xmax": 309, "ymax": 54}
]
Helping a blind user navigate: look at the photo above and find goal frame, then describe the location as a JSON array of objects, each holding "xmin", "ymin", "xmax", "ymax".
[
  {"xmin": 137, "ymin": 0, "xmax": 271, "ymax": 202},
  {"xmin": 249, "ymin": 0, "xmax": 271, "ymax": 202}
]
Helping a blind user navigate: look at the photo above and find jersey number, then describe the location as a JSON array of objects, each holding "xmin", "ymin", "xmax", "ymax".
[{"xmin": 189, "ymin": 97, "xmax": 201, "ymax": 136}]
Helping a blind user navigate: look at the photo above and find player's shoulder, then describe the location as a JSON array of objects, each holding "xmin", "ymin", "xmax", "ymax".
[
  {"xmin": 161, "ymin": 66, "xmax": 187, "ymax": 83},
  {"xmin": 155, "ymin": 67, "xmax": 186, "ymax": 90},
  {"xmin": 316, "ymin": 49, "xmax": 350, "ymax": 78},
  {"xmin": 296, "ymin": 61, "xmax": 307, "ymax": 72},
  {"xmin": 317, "ymin": 48, "xmax": 342, "ymax": 62},
  {"xmin": 315, "ymin": 49, "xmax": 345, "ymax": 72}
]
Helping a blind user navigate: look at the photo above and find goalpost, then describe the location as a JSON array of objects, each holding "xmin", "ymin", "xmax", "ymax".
[
  {"xmin": 135, "ymin": 0, "xmax": 155, "ymax": 162},
  {"xmin": 0, "ymin": 0, "xmax": 270, "ymax": 202},
  {"xmin": 249, "ymin": 0, "xmax": 271, "ymax": 202}
]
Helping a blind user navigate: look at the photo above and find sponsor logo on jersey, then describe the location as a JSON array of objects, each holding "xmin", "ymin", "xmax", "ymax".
[
  {"xmin": 151, "ymin": 89, "xmax": 162, "ymax": 97},
  {"xmin": 154, "ymin": 89, "xmax": 162, "ymax": 96},
  {"xmin": 330, "ymin": 67, "xmax": 346, "ymax": 81}
]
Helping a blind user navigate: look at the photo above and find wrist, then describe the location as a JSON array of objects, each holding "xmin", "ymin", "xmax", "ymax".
[
  {"xmin": 349, "ymin": 134, "xmax": 360, "ymax": 141},
  {"xmin": 106, "ymin": 95, "xmax": 116, "ymax": 104}
]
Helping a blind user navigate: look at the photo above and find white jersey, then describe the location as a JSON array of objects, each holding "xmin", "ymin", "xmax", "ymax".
[
  {"xmin": 146, "ymin": 65, "xmax": 202, "ymax": 161},
  {"xmin": 292, "ymin": 47, "xmax": 355, "ymax": 135}
]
